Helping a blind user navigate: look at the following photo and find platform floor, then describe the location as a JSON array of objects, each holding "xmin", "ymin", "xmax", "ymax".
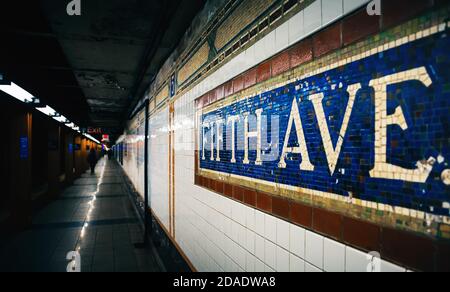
[{"xmin": 0, "ymin": 158, "xmax": 163, "ymax": 272}]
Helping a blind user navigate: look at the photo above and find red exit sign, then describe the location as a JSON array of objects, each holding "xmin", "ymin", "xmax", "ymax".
[{"xmin": 87, "ymin": 127, "xmax": 102, "ymax": 134}]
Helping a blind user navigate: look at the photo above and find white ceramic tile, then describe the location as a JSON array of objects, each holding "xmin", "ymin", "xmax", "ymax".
[
  {"xmin": 305, "ymin": 231, "xmax": 324, "ymax": 269},
  {"xmin": 255, "ymin": 211, "xmax": 266, "ymax": 236},
  {"xmin": 223, "ymin": 216, "xmax": 232, "ymax": 236},
  {"xmin": 264, "ymin": 240, "xmax": 277, "ymax": 270},
  {"xmin": 305, "ymin": 262, "xmax": 323, "ymax": 272},
  {"xmin": 263, "ymin": 31, "xmax": 277, "ymax": 59},
  {"xmin": 245, "ymin": 207, "xmax": 255, "ymax": 230},
  {"xmin": 323, "ymin": 238, "xmax": 346, "ymax": 272},
  {"xmin": 276, "ymin": 246, "xmax": 290, "ymax": 272},
  {"xmin": 265, "ymin": 214, "xmax": 277, "ymax": 243},
  {"xmin": 265, "ymin": 264, "xmax": 276, "ymax": 273},
  {"xmin": 235, "ymin": 245, "xmax": 246, "ymax": 271},
  {"xmin": 246, "ymin": 253, "xmax": 256, "ymax": 272},
  {"xmin": 304, "ymin": 0, "xmax": 322, "ymax": 36},
  {"xmin": 255, "ymin": 234, "xmax": 265, "ymax": 261},
  {"xmin": 255, "ymin": 258, "xmax": 265, "ymax": 273},
  {"xmin": 290, "ymin": 254, "xmax": 305, "ymax": 272},
  {"xmin": 275, "ymin": 21, "xmax": 289, "ymax": 51},
  {"xmin": 237, "ymin": 224, "xmax": 246, "ymax": 248},
  {"xmin": 381, "ymin": 260, "xmax": 406, "ymax": 273},
  {"xmin": 276, "ymin": 219, "xmax": 290, "ymax": 250},
  {"xmin": 244, "ymin": 46, "xmax": 256, "ymax": 71},
  {"xmin": 245, "ymin": 229, "xmax": 256, "ymax": 254},
  {"xmin": 346, "ymin": 246, "xmax": 370, "ymax": 272},
  {"xmin": 288, "ymin": 10, "xmax": 304, "ymax": 45},
  {"xmin": 254, "ymin": 36, "xmax": 266, "ymax": 64},
  {"xmin": 289, "ymin": 224, "xmax": 305, "ymax": 259},
  {"xmin": 322, "ymin": 0, "xmax": 343, "ymax": 26},
  {"xmin": 237, "ymin": 204, "xmax": 248, "ymax": 226}
]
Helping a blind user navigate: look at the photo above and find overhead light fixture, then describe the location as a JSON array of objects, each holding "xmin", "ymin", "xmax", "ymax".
[
  {"xmin": 36, "ymin": 105, "xmax": 57, "ymax": 117},
  {"xmin": 0, "ymin": 82, "xmax": 35, "ymax": 103},
  {"xmin": 0, "ymin": 79, "xmax": 100, "ymax": 144},
  {"xmin": 84, "ymin": 133, "xmax": 101, "ymax": 144},
  {"xmin": 25, "ymin": 97, "xmax": 41, "ymax": 106},
  {"xmin": 53, "ymin": 115, "xmax": 68, "ymax": 123}
]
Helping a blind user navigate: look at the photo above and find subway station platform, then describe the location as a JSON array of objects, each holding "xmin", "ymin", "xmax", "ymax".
[
  {"xmin": 0, "ymin": 158, "xmax": 163, "ymax": 272},
  {"xmin": 1, "ymin": 0, "xmax": 449, "ymax": 274}
]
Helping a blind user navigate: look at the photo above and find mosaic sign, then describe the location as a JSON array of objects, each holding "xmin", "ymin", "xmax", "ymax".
[
  {"xmin": 19, "ymin": 136, "xmax": 28, "ymax": 160},
  {"xmin": 198, "ymin": 27, "xmax": 450, "ymax": 220}
]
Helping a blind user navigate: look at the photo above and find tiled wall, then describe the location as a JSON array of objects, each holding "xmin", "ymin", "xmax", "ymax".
[
  {"xmin": 178, "ymin": 42, "xmax": 210, "ymax": 85},
  {"xmin": 155, "ymin": 85, "xmax": 169, "ymax": 107},
  {"xmin": 118, "ymin": 0, "xmax": 450, "ymax": 272},
  {"xmin": 121, "ymin": 112, "xmax": 145, "ymax": 197},
  {"xmin": 214, "ymin": 0, "xmax": 277, "ymax": 50},
  {"xmin": 149, "ymin": 108, "xmax": 171, "ymax": 229}
]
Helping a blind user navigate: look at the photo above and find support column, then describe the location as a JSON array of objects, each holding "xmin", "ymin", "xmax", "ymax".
[
  {"xmin": 74, "ymin": 135, "xmax": 82, "ymax": 177},
  {"xmin": 9, "ymin": 112, "xmax": 32, "ymax": 228},
  {"xmin": 47, "ymin": 124, "xmax": 61, "ymax": 198},
  {"xmin": 81, "ymin": 138, "xmax": 88, "ymax": 172},
  {"xmin": 65, "ymin": 131, "xmax": 75, "ymax": 185}
]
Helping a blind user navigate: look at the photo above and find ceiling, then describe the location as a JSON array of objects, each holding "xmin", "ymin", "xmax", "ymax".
[{"xmin": 0, "ymin": 0, "xmax": 206, "ymax": 142}]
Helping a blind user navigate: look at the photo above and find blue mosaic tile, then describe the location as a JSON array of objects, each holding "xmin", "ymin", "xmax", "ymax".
[{"xmin": 200, "ymin": 29, "xmax": 450, "ymax": 216}]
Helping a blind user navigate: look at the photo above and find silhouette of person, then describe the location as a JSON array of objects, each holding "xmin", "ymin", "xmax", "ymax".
[{"xmin": 87, "ymin": 148, "xmax": 98, "ymax": 175}]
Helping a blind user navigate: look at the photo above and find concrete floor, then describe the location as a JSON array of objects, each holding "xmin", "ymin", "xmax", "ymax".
[{"xmin": 0, "ymin": 158, "xmax": 163, "ymax": 272}]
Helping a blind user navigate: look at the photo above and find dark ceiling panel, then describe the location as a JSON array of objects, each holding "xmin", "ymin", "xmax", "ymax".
[{"xmin": 1, "ymin": 0, "xmax": 206, "ymax": 142}]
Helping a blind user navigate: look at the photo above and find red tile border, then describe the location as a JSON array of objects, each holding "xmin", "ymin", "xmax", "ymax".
[
  {"xmin": 224, "ymin": 81, "xmax": 233, "ymax": 98},
  {"xmin": 256, "ymin": 62, "xmax": 272, "ymax": 83},
  {"xmin": 381, "ymin": 0, "xmax": 432, "ymax": 30},
  {"xmin": 244, "ymin": 189, "xmax": 257, "ymax": 207},
  {"xmin": 256, "ymin": 191, "xmax": 272, "ymax": 213},
  {"xmin": 233, "ymin": 185, "xmax": 245, "ymax": 202},
  {"xmin": 343, "ymin": 9, "xmax": 380, "ymax": 46},
  {"xmin": 289, "ymin": 38, "xmax": 313, "ymax": 68},
  {"xmin": 289, "ymin": 201, "xmax": 313, "ymax": 229},
  {"xmin": 271, "ymin": 51, "xmax": 291, "ymax": 77},
  {"xmin": 272, "ymin": 196, "xmax": 290, "ymax": 220},
  {"xmin": 343, "ymin": 217, "xmax": 381, "ymax": 252},
  {"xmin": 244, "ymin": 68, "xmax": 257, "ymax": 89},
  {"xmin": 223, "ymin": 182, "xmax": 233, "ymax": 197},
  {"xmin": 313, "ymin": 23, "xmax": 342, "ymax": 58},
  {"xmin": 312, "ymin": 207, "xmax": 343, "ymax": 240},
  {"xmin": 215, "ymin": 86, "xmax": 225, "ymax": 101},
  {"xmin": 381, "ymin": 227, "xmax": 436, "ymax": 272},
  {"xmin": 233, "ymin": 75, "xmax": 244, "ymax": 93}
]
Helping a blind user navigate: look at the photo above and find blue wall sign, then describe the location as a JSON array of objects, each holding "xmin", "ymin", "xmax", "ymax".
[
  {"xmin": 170, "ymin": 74, "xmax": 176, "ymax": 97},
  {"xmin": 20, "ymin": 136, "xmax": 28, "ymax": 160},
  {"xmin": 199, "ymin": 29, "xmax": 450, "ymax": 217}
]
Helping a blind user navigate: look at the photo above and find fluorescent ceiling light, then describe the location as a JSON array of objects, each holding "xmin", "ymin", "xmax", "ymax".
[
  {"xmin": 84, "ymin": 133, "xmax": 100, "ymax": 144},
  {"xmin": 53, "ymin": 115, "xmax": 68, "ymax": 123},
  {"xmin": 36, "ymin": 106, "xmax": 57, "ymax": 117},
  {"xmin": 0, "ymin": 82, "xmax": 34, "ymax": 103},
  {"xmin": 1, "ymin": 81, "xmax": 88, "ymax": 137}
]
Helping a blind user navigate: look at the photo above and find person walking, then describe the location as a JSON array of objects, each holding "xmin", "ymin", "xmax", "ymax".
[{"xmin": 87, "ymin": 148, "xmax": 98, "ymax": 175}]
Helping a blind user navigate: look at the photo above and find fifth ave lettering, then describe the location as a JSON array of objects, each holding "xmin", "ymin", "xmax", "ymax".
[
  {"xmin": 369, "ymin": 67, "xmax": 433, "ymax": 183},
  {"xmin": 201, "ymin": 66, "xmax": 435, "ymax": 183}
]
